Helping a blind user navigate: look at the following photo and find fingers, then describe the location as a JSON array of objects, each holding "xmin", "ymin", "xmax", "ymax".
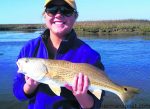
[
  {"xmin": 25, "ymin": 75, "xmax": 29, "ymax": 81},
  {"xmin": 72, "ymin": 73, "xmax": 89, "ymax": 95},
  {"xmin": 82, "ymin": 75, "xmax": 89, "ymax": 93},
  {"xmin": 77, "ymin": 73, "xmax": 84, "ymax": 92},
  {"xmin": 64, "ymin": 83, "xmax": 73, "ymax": 91},
  {"xmin": 24, "ymin": 76, "xmax": 39, "ymax": 94},
  {"xmin": 25, "ymin": 75, "xmax": 39, "ymax": 86},
  {"xmin": 72, "ymin": 74, "xmax": 78, "ymax": 92}
]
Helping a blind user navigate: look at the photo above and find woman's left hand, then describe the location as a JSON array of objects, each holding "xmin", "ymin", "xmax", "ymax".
[{"xmin": 65, "ymin": 73, "xmax": 94, "ymax": 108}]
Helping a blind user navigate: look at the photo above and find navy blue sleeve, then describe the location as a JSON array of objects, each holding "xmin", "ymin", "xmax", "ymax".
[
  {"xmin": 94, "ymin": 55, "xmax": 105, "ymax": 71},
  {"xmin": 13, "ymin": 48, "xmax": 29, "ymax": 101},
  {"xmin": 13, "ymin": 43, "xmax": 38, "ymax": 101}
]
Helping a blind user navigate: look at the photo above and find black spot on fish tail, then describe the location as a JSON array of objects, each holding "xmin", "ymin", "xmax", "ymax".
[{"xmin": 124, "ymin": 88, "xmax": 128, "ymax": 91}]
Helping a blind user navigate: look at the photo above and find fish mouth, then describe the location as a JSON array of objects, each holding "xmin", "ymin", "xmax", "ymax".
[{"xmin": 16, "ymin": 61, "xmax": 23, "ymax": 73}]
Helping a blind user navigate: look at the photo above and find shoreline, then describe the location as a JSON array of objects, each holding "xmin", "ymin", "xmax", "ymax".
[{"xmin": 0, "ymin": 19, "xmax": 150, "ymax": 36}]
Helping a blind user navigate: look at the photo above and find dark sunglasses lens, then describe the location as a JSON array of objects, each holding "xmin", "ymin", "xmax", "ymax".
[
  {"xmin": 60, "ymin": 6, "xmax": 74, "ymax": 17},
  {"xmin": 46, "ymin": 7, "xmax": 58, "ymax": 15},
  {"xmin": 46, "ymin": 6, "xmax": 75, "ymax": 17}
]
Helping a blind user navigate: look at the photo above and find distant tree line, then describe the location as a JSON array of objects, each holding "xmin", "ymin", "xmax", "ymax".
[{"xmin": 0, "ymin": 19, "xmax": 150, "ymax": 35}]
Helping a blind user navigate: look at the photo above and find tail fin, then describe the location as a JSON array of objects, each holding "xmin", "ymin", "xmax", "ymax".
[{"xmin": 117, "ymin": 86, "xmax": 140, "ymax": 105}]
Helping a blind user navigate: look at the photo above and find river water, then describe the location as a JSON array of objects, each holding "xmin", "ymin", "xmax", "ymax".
[{"xmin": 0, "ymin": 31, "xmax": 150, "ymax": 109}]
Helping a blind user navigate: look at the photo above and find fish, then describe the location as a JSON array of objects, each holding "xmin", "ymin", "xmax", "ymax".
[{"xmin": 16, "ymin": 57, "xmax": 139, "ymax": 105}]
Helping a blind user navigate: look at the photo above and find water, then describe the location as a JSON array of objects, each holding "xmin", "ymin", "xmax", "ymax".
[
  {"xmin": 0, "ymin": 31, "xmax": 150, "ymax": 109},
  {"xmin": 83, "ymin": 36, "xmax": 150, "ymax": 109}
]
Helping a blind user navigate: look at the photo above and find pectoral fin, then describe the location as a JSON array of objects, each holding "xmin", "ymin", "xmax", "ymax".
[{"xmin": 90, "ymin": 89, "xmax": 102, "ymax": 100}]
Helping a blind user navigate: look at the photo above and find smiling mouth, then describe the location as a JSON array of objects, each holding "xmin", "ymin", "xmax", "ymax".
[{"xmin": 54, "ymin": 22, "xmax": 65, "ymax": 24}]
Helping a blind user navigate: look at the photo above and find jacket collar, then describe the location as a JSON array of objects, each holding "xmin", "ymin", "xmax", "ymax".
[{"xmin": 41, "ymin": 29, "xmax": 77, "ymax": 53}]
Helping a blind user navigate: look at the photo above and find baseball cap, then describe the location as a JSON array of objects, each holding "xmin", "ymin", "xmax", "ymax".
[{"xmin": 45, "ymin": 0, "xmax": 77, "ymax": 10}]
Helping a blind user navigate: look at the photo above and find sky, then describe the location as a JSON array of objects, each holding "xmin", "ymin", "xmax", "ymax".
[{"xmin": 0, "ymin": 0, "xmax": 150, "ymax": 24}]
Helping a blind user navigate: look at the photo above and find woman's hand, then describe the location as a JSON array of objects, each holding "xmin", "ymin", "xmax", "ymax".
[
  {"xmin": 65, "ymin": 73, "xmax": 94, "ymax": 109},
  {"xmin": 23, "ymin": 75, "xmax": 39, "ymax": 95}
]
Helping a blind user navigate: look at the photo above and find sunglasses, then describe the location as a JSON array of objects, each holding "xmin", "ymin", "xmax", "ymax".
[{"xmin": 45, "ymin": 5, "xmax": 76, "ymax": 17}]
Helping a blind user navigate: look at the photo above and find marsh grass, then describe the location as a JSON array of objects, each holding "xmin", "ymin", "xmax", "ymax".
[
  {"xmin": 74, "ymin": 19, "xmax": 150, "ymax": 35},
  {"xmin": 0, "ymin": 19, "xmax": 150, "ymax": 35}
]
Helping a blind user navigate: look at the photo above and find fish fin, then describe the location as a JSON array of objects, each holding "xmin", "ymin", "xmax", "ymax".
[
  {"xmin": 27, "ymin": 63, "xmax": 48, "ymax": 81},
  {"xmin": 37, "ymin": 64, "xmax": 49, "ymax": 80},
  {"xmin": 50, "ymin": 85, "xmax": 61, "ymax": 96},
  {"xmin": 47, "ymin": 78, "xmax": 62, "ymax": 96},
  {"xmin": 90, "ymin": 89, "xmax": 102, "ymax": 100},
  {"xmin": 117, "ymin": 86, "xmax": 140, "ymax": 105}
]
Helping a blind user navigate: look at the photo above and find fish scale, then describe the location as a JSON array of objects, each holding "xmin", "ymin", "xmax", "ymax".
[{"xmin": 45, "ymin": 59, "xmax": 121, "ymax": 92}]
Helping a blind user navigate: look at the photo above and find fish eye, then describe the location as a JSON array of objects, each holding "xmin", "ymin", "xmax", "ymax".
[
  {"xmin": 25, "ymin": 59, "xmax": 29, "ymax": 63},
  {"xmin": 124, "ymin": 88, "xmax": 128, "ymax": 91}
]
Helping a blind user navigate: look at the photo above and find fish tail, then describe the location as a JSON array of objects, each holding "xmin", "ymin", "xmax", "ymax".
[{"xmin": 117, "ymin": 86, "xmax": 140, "ymax": 105}]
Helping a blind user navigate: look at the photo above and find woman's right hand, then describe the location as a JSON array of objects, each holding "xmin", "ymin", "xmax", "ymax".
[{"xmin": 23, "ymin": 75, "xmax": 39, "ymax": 95}]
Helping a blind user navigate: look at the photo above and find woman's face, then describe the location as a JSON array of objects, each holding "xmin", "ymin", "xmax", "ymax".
[{"xmin": 44, "ymin": 1, "xmax": 77, "ymax": 37}]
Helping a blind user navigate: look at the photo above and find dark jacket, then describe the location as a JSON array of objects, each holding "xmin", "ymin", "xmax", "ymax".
[{"xmin": 13, "ymin": 29, "xmax": 105, "ymax": 109}]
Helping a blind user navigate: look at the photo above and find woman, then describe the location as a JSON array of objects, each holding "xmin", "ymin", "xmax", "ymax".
[{"xmin": 13, "ymin": 0, "xmax": 105, "ymax": 109}]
